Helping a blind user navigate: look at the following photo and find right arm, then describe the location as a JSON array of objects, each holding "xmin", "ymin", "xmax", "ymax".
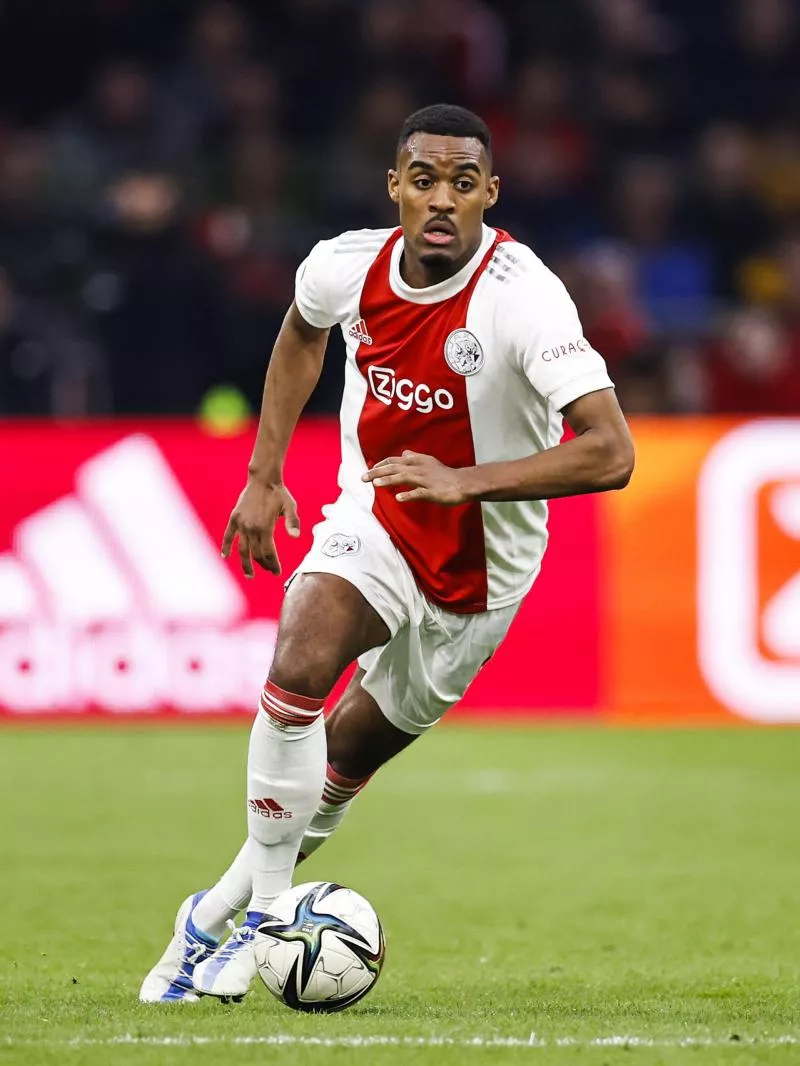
[{"xmin": 221, "ymin": 302, "xmax": 329, "ymax": 578}]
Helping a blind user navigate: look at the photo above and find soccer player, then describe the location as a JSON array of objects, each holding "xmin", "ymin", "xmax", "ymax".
[{"xmin": 140, "ymin": 104, "xmax": 634, "ymax": 1003}]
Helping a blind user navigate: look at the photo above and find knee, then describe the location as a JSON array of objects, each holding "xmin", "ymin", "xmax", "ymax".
[
  {"xmin": 327, "ymin": 751, "xmax": 371, "ymax": 782},
  {"xmin": 326, "ymin": 744, "xmax": 354, "ymax": 779},
  {"xmin": 269, "ymin": 641, "xmax": 341, "ymax": 701},
  {"xmin": 268, "ymin": 665, "xmax": 328, "ymax": 701},
  {"xmin": 325, "ymin": 719, "xmax": 373, "ymax": 781}
]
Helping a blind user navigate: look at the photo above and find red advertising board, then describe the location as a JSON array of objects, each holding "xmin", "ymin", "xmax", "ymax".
[
  {"xmin": 0, "ymin": 420, "xmax": 600, "ymax": 718},
  {"xmin": 3, "ymin": 417, "xmax": 798, "ymax": 723}
]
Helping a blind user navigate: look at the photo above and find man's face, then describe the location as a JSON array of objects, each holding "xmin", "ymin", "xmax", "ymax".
[{"xmin": 388, "ymin": 133, "xmax": 499, "ymax": 271}]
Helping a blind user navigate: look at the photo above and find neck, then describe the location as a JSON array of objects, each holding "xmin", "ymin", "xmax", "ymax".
[{"xmin": 399, "ymin": 233, "xmax": 483, "ymax": 289}]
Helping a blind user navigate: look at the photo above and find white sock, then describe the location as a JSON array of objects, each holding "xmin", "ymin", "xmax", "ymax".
[
  {"xmin": 299, "ymin": 764, "xmax": 372, "ymax": 862},
  {"xmin": 192, "ymin": 840, "xmax": 254, "ymax": 940},
  {"xmin": 245, "ymin": 681, "xmax": 327, "ymax": 915}
]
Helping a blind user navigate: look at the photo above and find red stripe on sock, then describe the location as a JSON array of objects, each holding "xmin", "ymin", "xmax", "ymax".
[
  {"xmin": 260, "ymin": 696, "xmax": 317, "ymax": 728},
  {"xmin": 326, "ymin": 764, "xmax": 370, "ymax": 790},
  {"xmin": 261, "ymin": 691, "xmax": 317, "ymax": 720},
  {"xmin": 260, "ymin": 682, "xmax": 324, "ymax": 727},
  {"xmin": 321, "ymin": 764, "xmax": 371, "ymax": 805},
  {"xmin": 264, "ymin": 680, "xmax": 324, "ymax": 713}
]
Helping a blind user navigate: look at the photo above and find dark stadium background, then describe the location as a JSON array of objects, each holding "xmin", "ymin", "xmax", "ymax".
[{"xmin": 1, "ymin": 0, "xmax": 799, "ymax": 419}]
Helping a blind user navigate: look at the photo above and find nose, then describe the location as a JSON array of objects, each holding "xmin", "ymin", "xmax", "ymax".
[{"xmin": 428, "ymin": 180, "xmax": 456, "ymax": 213}]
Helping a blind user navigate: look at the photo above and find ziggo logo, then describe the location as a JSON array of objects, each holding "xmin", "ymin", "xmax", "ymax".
[{"xmin": 367, "ymin": 365, "xmax": 454, "ymax": 414}]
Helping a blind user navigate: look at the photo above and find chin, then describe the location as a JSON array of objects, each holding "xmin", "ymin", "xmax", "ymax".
[{"xmin": 418, "ymin": 248, "xmax": 457, "ymax": 267}]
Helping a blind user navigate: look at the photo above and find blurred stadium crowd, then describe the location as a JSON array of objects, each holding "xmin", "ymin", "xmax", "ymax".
[{"xmin": 0, "ymin": 0, "xmax": 799, "ymax": 417}]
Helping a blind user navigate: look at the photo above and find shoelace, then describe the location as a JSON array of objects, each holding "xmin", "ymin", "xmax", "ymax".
[
  {"xmin": 182, "ymin": 929, "xmax": 215, "ymax": 966},
  {"xmin": 216, "ymin": 921, "xmax": 255, "ymax": 959}
]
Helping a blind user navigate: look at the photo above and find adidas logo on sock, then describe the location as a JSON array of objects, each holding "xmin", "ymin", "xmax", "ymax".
[
  {"xmin": 248, "ymin": 798, "xmax": 292, "ymax": 819},
  {"xmin": 347, "ymin": 319, "xmax": 373, "ymax": 345}
]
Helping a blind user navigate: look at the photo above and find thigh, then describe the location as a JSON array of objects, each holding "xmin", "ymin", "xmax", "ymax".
[
  {"xmin": 269, "ymin": 574, "xmax": 390, "ymax": 699},
  {"xmin": 361, "ymin": 601, "xmax": 520, "ymax": 735},
  {"xmin": 292, "ymin": 498, "xmax": 421, "ymax": 639},
  {"xmin": 325, "ymin": 668, "xmax": 419, "ymax": 780},
  {"xmin": 272, "ymin": 500, "xmax": 420, "ymax": 700}
]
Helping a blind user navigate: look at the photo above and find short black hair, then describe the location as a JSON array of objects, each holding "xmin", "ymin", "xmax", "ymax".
[{"xmin": 397, "ymin": 104, "xmax": 492, "ymax": 163}]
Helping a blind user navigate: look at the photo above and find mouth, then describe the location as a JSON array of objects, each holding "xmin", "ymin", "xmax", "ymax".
[{"xmin": 422, "ymin": 220, "xmax": 457, "ymax": 247}]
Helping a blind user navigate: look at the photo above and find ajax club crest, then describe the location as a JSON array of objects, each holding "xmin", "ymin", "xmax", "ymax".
[
  {"xmin": 444, "ymin": 329, "xmax": 484, "ymax": 376},
  {"xmin": 321, "ymin": 533, "xmax": 361, "ymax": 558}
]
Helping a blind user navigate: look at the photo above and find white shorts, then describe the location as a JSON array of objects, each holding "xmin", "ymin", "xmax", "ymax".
[{"xmin": 290, "ymin": 500, "xmax": 520, "ymax": 734}]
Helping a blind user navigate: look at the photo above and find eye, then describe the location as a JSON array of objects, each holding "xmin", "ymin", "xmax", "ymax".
[
  {"xmin": 414, "ymin": 177, "xmax": 433, "ymax": 189},
  {"xmin": 455, "ymin": 179, "xmax": 475, "ymax": 192}
]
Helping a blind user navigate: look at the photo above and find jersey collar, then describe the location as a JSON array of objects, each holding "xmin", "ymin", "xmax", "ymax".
[{"xmin": 389, "ymin": 224, "xmax": 496, "ymax": 304}]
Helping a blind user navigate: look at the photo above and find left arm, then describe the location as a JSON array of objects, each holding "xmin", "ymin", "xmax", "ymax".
[{"xmin": 362, "ymin": 388, "xmax": 634, "ymax": 505}]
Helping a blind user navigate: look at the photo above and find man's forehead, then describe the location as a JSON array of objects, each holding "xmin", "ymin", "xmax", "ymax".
[{"xmin": 399, "ymin": 133, "xmax": 488, "ymax": 169}]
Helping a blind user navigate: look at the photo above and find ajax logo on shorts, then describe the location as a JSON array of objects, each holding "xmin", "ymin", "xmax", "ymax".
[
  {"xmin": 444, "ymin": 329, "xmax": 484, "ymax": 376},
  {"xmin": 322, "ymin": 533, "xmax": 361, "ymax": 558},
  {"xmin": 367, "ymin": 365, "xmax": 454, "ymax": 415}
]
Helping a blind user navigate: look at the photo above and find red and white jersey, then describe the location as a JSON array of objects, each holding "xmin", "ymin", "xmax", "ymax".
[{"xmin": 295, "ymin": 224, "xmax": 614, "ymax": 615}]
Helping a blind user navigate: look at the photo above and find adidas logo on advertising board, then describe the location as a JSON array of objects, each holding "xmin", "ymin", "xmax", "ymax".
[{"xmin": 0, "ymin": 435, "xmax": 277, "ymax": 714}]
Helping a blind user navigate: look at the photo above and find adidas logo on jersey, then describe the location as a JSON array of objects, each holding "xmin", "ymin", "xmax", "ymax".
[
  {"xmin": 348, "ymin": 319, "xmax": 373, "ymax": 345},
  {"xmin": 0, "ymin": 435, "xmax": 278, "ymax": 714}
]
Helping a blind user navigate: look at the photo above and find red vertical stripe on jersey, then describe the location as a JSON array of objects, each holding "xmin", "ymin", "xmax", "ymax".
[{"xmin": 356, "ymin": 229, "xmax": 509, "ymax": 613}]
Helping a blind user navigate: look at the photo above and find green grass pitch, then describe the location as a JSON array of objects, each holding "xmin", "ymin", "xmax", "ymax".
[{"xmin": 1, "ymin": 723, "xmax": 799, "ymax": 1065}]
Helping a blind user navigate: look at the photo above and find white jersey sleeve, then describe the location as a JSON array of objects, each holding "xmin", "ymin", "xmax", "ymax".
[
  {"xmin": 500, "ymin": 251, "xmax": 614, "ymax": 411},
  {"xmin": 294, "ymin": 228, "xmax": 396, "ymax": 330},
  {"xmin": 294, "ymin": 237, "xmax": 341, "ymax": 329}
]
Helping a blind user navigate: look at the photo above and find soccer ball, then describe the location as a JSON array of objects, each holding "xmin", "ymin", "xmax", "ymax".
[{"xmin": 254, "ymin": 881, "xmax": 386, "ymax": 1012}]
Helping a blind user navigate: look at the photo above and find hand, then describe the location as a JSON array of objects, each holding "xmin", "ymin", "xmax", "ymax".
[
  {"xmin": 361, "ymin": 450, "xmax": 469, "ymax": 505},
  {"xmin": 221, "ymin": 478, "xmax": 300, "ymax": 578}
]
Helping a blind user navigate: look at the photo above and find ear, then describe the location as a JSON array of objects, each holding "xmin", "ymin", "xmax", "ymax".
[
  {"xmin": 387, "ymin": 169, "xmax": 400, "ymax": 204},
  {"xmin": 484, "ymin": 175, "xmax": 500, "ymax": 211}
]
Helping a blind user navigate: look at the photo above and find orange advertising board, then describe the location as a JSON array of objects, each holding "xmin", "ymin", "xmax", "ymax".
[{"xmin": 603, "ymin": 418, "xmax": 800, "ymax": 724}]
